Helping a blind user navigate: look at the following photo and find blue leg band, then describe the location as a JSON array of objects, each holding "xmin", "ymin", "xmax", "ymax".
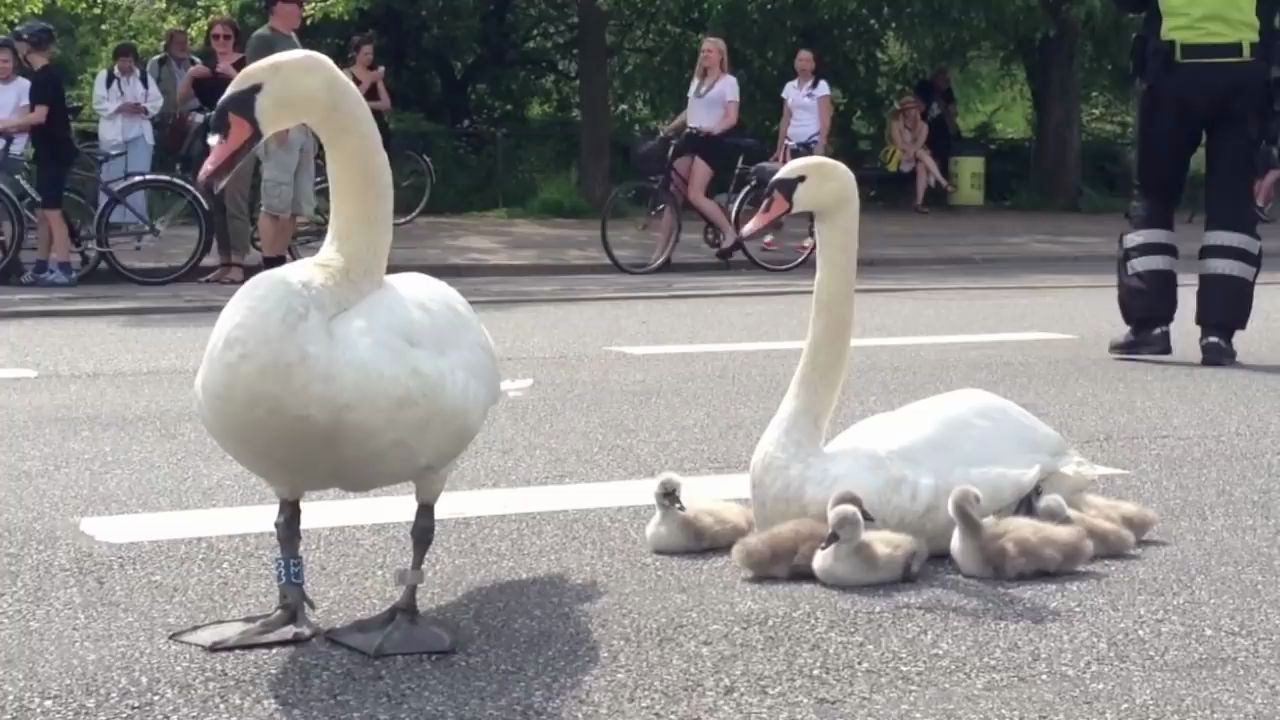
[{"xmin": 274, "ymin": 556, "xmax": 305, "ymax": 587}]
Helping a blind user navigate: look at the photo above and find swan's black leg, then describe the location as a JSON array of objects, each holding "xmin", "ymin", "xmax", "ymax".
[
  {"xmin": 326, "ymin": 502, "xmax": 455, "ymax": 657},
  {"xmin": 170, "ymin": 499, "xmax": 321, "ymax": 650}
]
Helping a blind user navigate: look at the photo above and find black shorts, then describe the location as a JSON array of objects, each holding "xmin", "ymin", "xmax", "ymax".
[
  {"xmin": 675, "ymin": 131, "xmax": 735, "ymax": 176},
  {"xmin": 34, "ymin": 160, "xmax": 72, "ymax": 210}
]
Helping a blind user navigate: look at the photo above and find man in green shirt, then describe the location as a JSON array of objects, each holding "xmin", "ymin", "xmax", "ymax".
[
  {"xmin": 1109, "ymin": 0, "xmax": 1279, "ymax": 366},
  {"xmin": 245, "ymin": 0, "xmax": 315, "ymax": 271}
]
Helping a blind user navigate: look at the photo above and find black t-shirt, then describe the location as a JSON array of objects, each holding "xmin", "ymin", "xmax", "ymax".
[
  {"xmin": 28, "ymin": 63, "xmax": 77, "ymax": 165},
  {"xmin": 191, "ymin": 55, "xmax": 248, "ymax": 111},
  {"xmin": 914, "ymin": 80, "xmax": 956, "ymax": 138}
]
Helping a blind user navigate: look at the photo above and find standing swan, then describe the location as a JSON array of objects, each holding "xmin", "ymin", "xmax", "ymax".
[
  {"xmin": 169, "ymin": 50, "xmax": 502, "ymax": 657},
  {"xmin": 736, "ymin": 156, "xmax": 1120, "ymax": 555}
]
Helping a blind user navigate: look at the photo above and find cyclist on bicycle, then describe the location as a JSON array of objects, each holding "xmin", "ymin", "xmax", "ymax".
[
  {"xmin": 659, "ymin": 36, "xmax": 741, "ymax": 261},
  {"xmin": 763, "ymin": 47, "xmax": 832, "ymax": 253}
]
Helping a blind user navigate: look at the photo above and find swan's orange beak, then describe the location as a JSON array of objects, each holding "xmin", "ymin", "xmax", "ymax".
[{"xmin": 739, "ymin": 190, "xmax": 792, "ymax": 242}]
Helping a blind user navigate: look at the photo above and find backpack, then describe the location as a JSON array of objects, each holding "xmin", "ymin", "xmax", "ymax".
[{"xmin": 105, "ymin": 65, "xmax": 150, "ymax": 92}]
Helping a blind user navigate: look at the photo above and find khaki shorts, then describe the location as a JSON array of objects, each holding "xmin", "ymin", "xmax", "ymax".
[{"xmin": 256, "ymin": 125, "xmax": 316, "ymax": 218}]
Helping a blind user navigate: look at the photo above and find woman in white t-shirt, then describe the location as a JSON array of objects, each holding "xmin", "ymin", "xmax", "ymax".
[
  {"xmin": 660, "ymin": 36, "xmax": 741, "ymax": 259},
  {"xmin": 763, "ymin": 47, "xmax": 832, "ymax": 252},
  {"xmin": 772, "ymin": 48, "xmax": 832, "ymax": 162},
  {"xmin": 0, "ymin": 36, "xmax": 31, "ymax": 183}
]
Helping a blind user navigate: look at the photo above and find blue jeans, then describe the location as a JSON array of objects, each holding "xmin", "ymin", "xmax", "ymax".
[{"xmin": 98, "ymin": 134, "xmax": 154, "ymax": 224}]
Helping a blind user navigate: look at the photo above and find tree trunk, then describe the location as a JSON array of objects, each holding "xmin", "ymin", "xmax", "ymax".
[
  {"xmin": 1022, "ymin": 8, "xmax": 1083, "ymax": 209},
  {"xmin": 576, "ymin": 0, "xmax": 611, "ymax": 208}
]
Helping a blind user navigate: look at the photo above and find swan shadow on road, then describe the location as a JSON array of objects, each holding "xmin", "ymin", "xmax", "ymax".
[{"xmin": 270, "ymin": 574, "xmax": 602, "ymax": 720}]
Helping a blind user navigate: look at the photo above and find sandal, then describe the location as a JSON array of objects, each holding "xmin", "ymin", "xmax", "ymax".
[{"xmin": 217, "ymin": 262, "xmax": 246, "ymax": 285}]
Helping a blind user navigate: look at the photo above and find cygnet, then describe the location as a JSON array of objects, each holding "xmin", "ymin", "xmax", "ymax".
[
  {"xmin": 645, "ymin": 472, "xmax": 753, "ymax": 554},
  {"xmin": 948, "ymin": 485, "xmax": 1093, "ymax": 580},
  {"xmin": 811, "ymin": 504, "xmax": 928, "ymax": 587},
  {"xmin": 729, "ymin": 490, "xmax": 871, "ymax": 580},
  {"xmin": 1037, "ymin": 493, "xmax": 1136, "ymax": 558}
]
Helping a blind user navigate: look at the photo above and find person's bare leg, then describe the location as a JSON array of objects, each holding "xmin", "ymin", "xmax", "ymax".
[
  {"xmin": 43, "ymin": 209, "xmax": 70, "ymax": 262},
  {"xmin": 686, "ymin": 156, "xmax": 735, "ymax": 248},
  {"xmin": 915, "ymin": 164, "xmax": 928, "ymax": 208},
  {"xmin": 919, "ymin": 151, "xmax": 951, "ymax": 189}
]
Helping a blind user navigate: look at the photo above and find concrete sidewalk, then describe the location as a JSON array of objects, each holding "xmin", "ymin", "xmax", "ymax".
[
  {"xmin": 373, "ymin": 209, "xmax": 1278, "ymax": 276},
  {"xmin": 4, "ymin": 207, "xmax": 1276, "ymax": 287}
]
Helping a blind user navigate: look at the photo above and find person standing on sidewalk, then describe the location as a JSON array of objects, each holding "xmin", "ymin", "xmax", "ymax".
[
  {"xmin": 244, "ymin": 0, "xmax": 316, "ymax": 272},
  {"xmin": 1108, "ymin": 0, "xmax": 1278, "ymax": 366},
  {"xmin": 0, "ymin": 20, "xmax": 78, "ymax": 287}
]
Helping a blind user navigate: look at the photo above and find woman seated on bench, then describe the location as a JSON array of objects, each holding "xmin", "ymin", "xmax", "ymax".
[
  {"xmin": 660, "ymin": 36, "xmax": 740, "ymax": 260},
  {"xmin": 886, "ymin": 92, "xmax": 953, "ymax": 213}
]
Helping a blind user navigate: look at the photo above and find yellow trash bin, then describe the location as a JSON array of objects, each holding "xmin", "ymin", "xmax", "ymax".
[{"xmin": 948, "ymin": 146, "xmax": 986, "ymax": 207}]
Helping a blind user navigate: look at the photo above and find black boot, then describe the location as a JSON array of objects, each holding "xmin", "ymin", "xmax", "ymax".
[
  {"xmin": 1108, "ymin": 325, "xmax": 1172, "ymax": 356},
  {"xmin": 1199, "ymin": 329, "xmax": 1238, "ymax": 367}
]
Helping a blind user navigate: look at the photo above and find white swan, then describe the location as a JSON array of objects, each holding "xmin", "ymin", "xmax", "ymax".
[
  {"xmin": 736, "ymin": 156, "xmax": 1119, "ymax": 556},
  {"xmin": 169, "ymin": 49, "xmax": 502, "ymax": 658}
]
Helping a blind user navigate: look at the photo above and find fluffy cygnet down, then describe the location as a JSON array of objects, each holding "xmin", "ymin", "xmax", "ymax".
[
  {"xmin": 645, "ymin": 472, "xmax": 754, "ymax": 554},
  {"xmin": 1037, "ymin": 493, "xmax": 1136, "ymax": 558},
  {"xmin": 1066, "ymin": 492, "xmax": 1158, "ymax": 542},
  {"xmin": 811, "ymin": 504, "xmax": 928, "ymax": 587},
  {"xmin": 948, "ymin": 485, "xmax": 1093, "ymax": 580},
  {"xmin": 729, "ymin": 490, "xmax": 871, "ymax": 580}
]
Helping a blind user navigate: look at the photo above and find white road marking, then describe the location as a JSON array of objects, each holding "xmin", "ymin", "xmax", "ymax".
[
  {"xmin": 604, "ymin": 331, "xmax": 1078, "ymax": 355},
  {"xmin": 500, "ymin": 377, "xmax": 534, "ymax": 397},
  {"xmin": 78, "ymin": 472, "xmax": 748, "ymax": 544},
  {"xmin": 77, "ymin": 464, "xmax": 1131, "ymax": 545},
  {"xmin": 0, "ymin": 368, "xmax": 38, "ymax": 379}
]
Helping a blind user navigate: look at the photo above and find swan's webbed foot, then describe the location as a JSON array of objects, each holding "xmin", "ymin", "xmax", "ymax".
[
  {"xmin": 326, "ymin": 502, "xmax": 456, "ymax": 657},
  {"xmin": 170, "ymin": 499, "xmax": 322, "ymax": 651},
  {"xmin": 169, "ymin": 582, "xmax": 321, "ymax": 650},
  {"xmin": 326, "ymin": 602, "xmax": 455, "ymax": 657}
]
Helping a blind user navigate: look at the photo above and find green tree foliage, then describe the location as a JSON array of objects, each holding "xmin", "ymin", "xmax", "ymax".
[{"xmin": 2, "ymin": 0, "xmax": 1143, "ymax": 212}]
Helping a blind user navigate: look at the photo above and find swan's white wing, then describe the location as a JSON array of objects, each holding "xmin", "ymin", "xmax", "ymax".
[{"xmin": 825, "ymin": 388, "xmax": 1072, "ymax": 513}]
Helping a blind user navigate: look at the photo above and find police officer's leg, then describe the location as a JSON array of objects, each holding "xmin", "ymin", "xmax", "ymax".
[
  {"xmin": 1195, "ymin": 62, "xmax": 1269, "ymax": 366},
  {"xmin": 1109, "ymin": 75, "xmax": 1204, "ymax": 355}
]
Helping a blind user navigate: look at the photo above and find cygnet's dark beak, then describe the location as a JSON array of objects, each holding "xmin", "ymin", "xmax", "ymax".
[
  {"xmin": 818, "ymin": 530, "xmax": 839, "ymax": 551},
  {"xmin": 664, "ymin": 491, "xmax": 686, "ymax": 512}
]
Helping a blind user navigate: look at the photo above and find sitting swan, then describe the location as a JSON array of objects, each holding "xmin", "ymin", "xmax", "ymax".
[
  {"xmin": 811, "ymin": 504, "xmax": 928, "ymax": 587},
  {"xmin": 169, "ymin": 50, "xmax": 502, "ymax": 658},
  {"xmin": 1036, "ymin": 493, "xmax": 1137, "ymax": 558},
  {"xmin": 736, "ymin": 156, "xmax": 1120, "ymax": 556},
  {"xmin": 948, "ymin": 486, "xmax": 1093, "ymax": 580},
  {"xmin": 645, "ymin": 472, "xmax": 753, "ymax": 553},
  {"xmin": 730, "ymin": 489, "xmax": 870, "ymax": 580}
]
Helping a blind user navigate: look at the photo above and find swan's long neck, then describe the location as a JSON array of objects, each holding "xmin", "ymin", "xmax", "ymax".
[
  {"xmin": 301, "ymin": 84, "xmax": 394, "ymax": 288},
  {"xmin": 760, "ymin": 202, "xmax": 861, "ymax": 452}
]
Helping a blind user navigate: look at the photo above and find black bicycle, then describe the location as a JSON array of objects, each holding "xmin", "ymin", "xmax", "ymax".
[
  {"xmin": 600, "ymin": 128, "xmax": 814, "ymax": 274},
  {"xmin": 0, "ymin": 105, "xmax": 213, "ymax": 285}
]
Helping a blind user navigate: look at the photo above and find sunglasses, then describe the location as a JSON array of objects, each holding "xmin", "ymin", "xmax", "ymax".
[{"xmin": 210, "ymin": 33, "xmax": 233, "ymax": 41}]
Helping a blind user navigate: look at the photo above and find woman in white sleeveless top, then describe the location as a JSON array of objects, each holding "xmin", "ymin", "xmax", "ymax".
[
  {"xmin": 763, "ymin": 47, "xmax": 832, "ymax": 252},
  {"xmin": 660, "ymin": 36, "xmax": 741, "ymax": 260}
]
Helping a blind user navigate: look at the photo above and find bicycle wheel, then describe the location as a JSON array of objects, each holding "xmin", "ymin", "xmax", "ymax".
[
  {"xmin": 730, "ymin": 183, "xmax": 815, "ymax": 272},
  {"xmin": 0, "ymin": 189, "xmax": 23, "ymax": 276},
  {"xmin": 18, "ymin": 188, "xmax": 103, "ymax": 279},
  {"xmin": 600, "ymin": 180, "xmax": 681, "ymax": 274},
  {"xmin": 390, "ymin": 149, "xmax": 433, "ymax": 225},
  {"xmin": 95, "ymin": 175, "xmax": 212, "ymax": 285}
]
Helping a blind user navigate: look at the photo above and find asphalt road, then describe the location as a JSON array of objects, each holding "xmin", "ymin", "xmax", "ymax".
[{"xmin": 3, "ymin": 283, "xmax": 1280, "ymax": 719}]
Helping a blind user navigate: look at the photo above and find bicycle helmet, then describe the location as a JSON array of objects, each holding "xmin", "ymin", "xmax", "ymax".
[
  {"xmin": 12, "ymin": 19, "xmax": 56, "ymax": 50},
  {"xmin": 0, "ymin": 36, "xmax": 16, "ymax": 54}
]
